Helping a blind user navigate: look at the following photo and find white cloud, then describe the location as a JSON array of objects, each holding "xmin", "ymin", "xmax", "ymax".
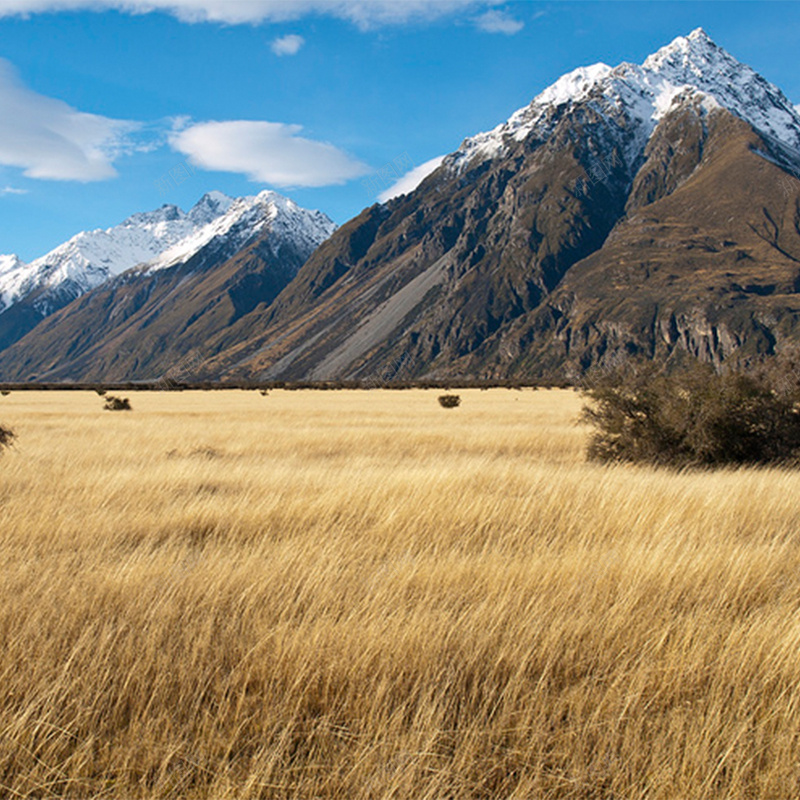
[
  {"xmin": 170, "ymin": 120, "xmax": 370, "ymax": 187},
  {"xmin": 474, "ymin": 8, "xmax": 523, "ymax": 35},
  {"xmin": 271, "ymin": 34, "xmax": 305, "ymax": 56},
  {"xmin": 0, "ymin": 1, "xmax": 487, "ymax": 28},
  {"xmin": 0, "ymin": 57, "xmax": 138, "ymax": 181},
  {"xmin": 378, "ymin": 155, "xmax": 445, "ymax": 202},
  {"xmin": 0, "ymin": 186, "xmax": 28, "ymax": 195}
]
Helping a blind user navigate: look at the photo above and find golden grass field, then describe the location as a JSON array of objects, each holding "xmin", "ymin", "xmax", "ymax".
[{"xmin": 2, "ymin": 388, "xmax": 800, "ymax": 799}]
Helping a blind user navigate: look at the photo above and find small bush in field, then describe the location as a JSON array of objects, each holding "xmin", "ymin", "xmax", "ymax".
[
  {"xmin": 94, "ymin": 388, "xmax": 107, "ymax": 396},
  {"xmin": 438, "ymin": 394, "xmax": 461, "ymax": 409},
  {"xmin": 1, "ymin": 390, "xmax": 10, "ymax": 396},
  {"xmin": 581, "ymin": 360, "xmax": 800, "ymax": 468},
  {"xmin": 104, "ymin": 396, "xmax": 131, "ymax": 411},
  {"xmin": 0, "ymin": 424, "xmax": 14, "ymax": 452}
]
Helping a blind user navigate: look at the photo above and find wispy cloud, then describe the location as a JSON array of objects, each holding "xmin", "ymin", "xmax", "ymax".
[
  {"xmin": 0, "ymin": 1, "xmax": 488, "ymax": 29},
  {"xmin": 473, "ymin": 8, "xmax": 523, "ymax": 35},
  {"xmin": 378, "ymin": 155, "xmax": 445, "ymax": 202},
  {"xmin": 0, "ymin": 186, "xmax": 28, "ymax": 195},
  {"xmin": 170, "ymin": 120, "xmax": 370, "ymax": 187},
  {"xmin": 0, "ymin": 57, "xmax": 139, "ymax": 181},
  {"xmin": 271, "ymin": 34, "xmax": 305, "ymax": 56}
]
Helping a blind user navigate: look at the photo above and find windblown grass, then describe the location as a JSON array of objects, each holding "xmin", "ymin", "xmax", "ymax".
[{"xmin": 1, "ymin": 389, "xmax": 800, "ymax": 799}]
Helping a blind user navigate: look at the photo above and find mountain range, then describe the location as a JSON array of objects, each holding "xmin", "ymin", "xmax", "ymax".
[
  {"xmin": 0, "ymin": 191, "xmax": 335, "ymax": 380},
  {"xmin": 2, "ymin": 28, "xmax": 800, "ymax": 384}
]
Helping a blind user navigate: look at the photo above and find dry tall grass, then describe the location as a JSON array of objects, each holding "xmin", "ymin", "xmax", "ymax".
[{"xmin": 1, "ymin": 389, "xmax": 800, "ymax": 799}]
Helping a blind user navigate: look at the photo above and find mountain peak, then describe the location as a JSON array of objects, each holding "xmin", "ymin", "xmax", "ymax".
[
  {"xmin": 533, "ymin": 62, "xmax": 613, "ymax": 110},
  {"xmin": 124, "ymin": 204, "xmax": 184, "ymax": 227},
  {"xmin": 253, "ymin": 189, "xmax": 292, "ymax": 209},
  {"xmin": 147, "ymin": 188, "xmax": 335, "ymax": 274},
  {"xmin": 688, "ymin": 26, "xmax": 712, "ymax": 42},
  {"xmin": 447, "ymin": 28, "xmax": 800, "ymax": 175},
  {"xmin": 643, "ymin": 27, "xmax": 727, "ymax": 75},
  {"xmin": 187, "ymin": 191, "xmax": 234, "ymax": 225},
  {"xmin": 0, "ymin": 254, "xmax": 24, "ymax": 274}
]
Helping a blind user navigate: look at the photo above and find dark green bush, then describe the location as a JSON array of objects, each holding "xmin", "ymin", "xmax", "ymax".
[
  {"xmin": 438, "ymin": 394, "xmax": 461, "ymax": 409},
  {"xmin": 581, "ymin": 360, "xmax": 800, "ymax": 468},
  {"xmin": 104, "ymin": 396, "xmax": 132, "ymax": 411}
]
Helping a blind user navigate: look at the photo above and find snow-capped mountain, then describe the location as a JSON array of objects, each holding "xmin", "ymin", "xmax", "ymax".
[
  {"xmin": 0, "ymin": 194, "xmax": 226, "ymax": 316},
  {"xmin": 0, "ymin": 190, "xmax": 334, "ymax": 318},
  {"xmin": 446, "ymin": 28, "xmax": 800, "ymax": 174},
  {"xmin": 148, "ymin": 191, "xmax": 336, "ymax": 274},
  {"xmin": 0, "ymin": 188, "xmax": 337, "ymax": 380},
  {"xmin": 0, "ymin": 254, "xmax": 24, "ymax": 280},
  {"xmin": 0, "ymin": 190, "xmax": 335, "ymax": 354}
]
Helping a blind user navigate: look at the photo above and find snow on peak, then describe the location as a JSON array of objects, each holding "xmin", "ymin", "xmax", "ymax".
[
  {"xmin": 147, "ymin": 190, "xmax": 335, "ymax": 273},
  {"xmin": 447, "ymin": 29, "xmax": 800, "ymax": 172},
  {"xmin": 0, "ymin": 254, "xmax": 24, "ymax": 275},
  {"xmin": 534, "ymin": 62, "xmax": 613, "ymax": 109},
  {"xmin": 187, "ymin": 191, "xmax": 234, "ymax": 226},
  {"xmin": 641, "ymin": 28, "xmax": 800, "ymax": 147},
  {"xmin": 0, "ymin": 255, "xmax": 26, "ymax": 309},
  {"xmin": 123, "ymin": 204, "xmax": 184, "ymax": 227},
  {"xmin": 643, "ymin": 27, "xmax": 720, "ymax": 74}
]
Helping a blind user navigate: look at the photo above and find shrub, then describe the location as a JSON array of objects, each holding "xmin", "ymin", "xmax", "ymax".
[
  {"xmin": 94, "ymin": 388, "xmax": 107, "ymax": 396},
  {"xmin": 581, "ymin": 360, "xmax": 800, "ymax": 468},
  {"xmin": 104, "ymin": 396, "xmax": 131, "ymax": 411},
  {"xmin": 1, "ymin": 390, "xmax": 10, "ymax": 396},
  {"xmin": 0, "ymin": 424, "xmax": 14, "ymax": 452},
  {"xmin": 438, "ymin": 394, "xmax": 461, "ymax": 409}
]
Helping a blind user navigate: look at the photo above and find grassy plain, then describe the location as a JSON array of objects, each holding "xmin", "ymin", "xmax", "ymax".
[{"xmin": 1, "ymin": 388, "xmax": 800, "ymax": 799}]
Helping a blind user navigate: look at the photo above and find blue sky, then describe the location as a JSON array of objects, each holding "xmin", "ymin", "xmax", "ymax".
[{"xmin": 1, "ymin": 0, "xmax": 799, "ymax": 261}]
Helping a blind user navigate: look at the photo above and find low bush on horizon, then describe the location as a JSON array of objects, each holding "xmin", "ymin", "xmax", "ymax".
[
  {"xmin": 438, "ymin": 393, "xmax": 461, "ymax": 408},
  {"xmin": 103, "ymin": 395, "xmax": 131, "ymax": 411}
]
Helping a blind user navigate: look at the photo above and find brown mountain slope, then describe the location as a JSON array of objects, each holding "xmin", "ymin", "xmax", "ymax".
[
  {"xmin": 204, "ymin": 97, "xmax": 643, "ymax": 382},
  {"xmin": 0, "ymin": 233, "xmax": 309, "ymax": 382},
  {"xmin": 204, "ymin": 101, "xmax": 800, "ymax": 383}
]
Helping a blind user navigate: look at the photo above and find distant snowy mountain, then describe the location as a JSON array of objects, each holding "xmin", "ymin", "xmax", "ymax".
[
  {"xmin": 0, "ymin": 192, "xmax": 227, "ymax": 316},
  {"xmin": 0, "ymin": 254, "xmax": 24, "ymax": 281},
  {"xmin": 0, "ymin": 190, "xmax": 335, "ymax": 352},
  {"xmin": 147, "ymin": 191, "xmax": 336, "ymax": 274}
]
